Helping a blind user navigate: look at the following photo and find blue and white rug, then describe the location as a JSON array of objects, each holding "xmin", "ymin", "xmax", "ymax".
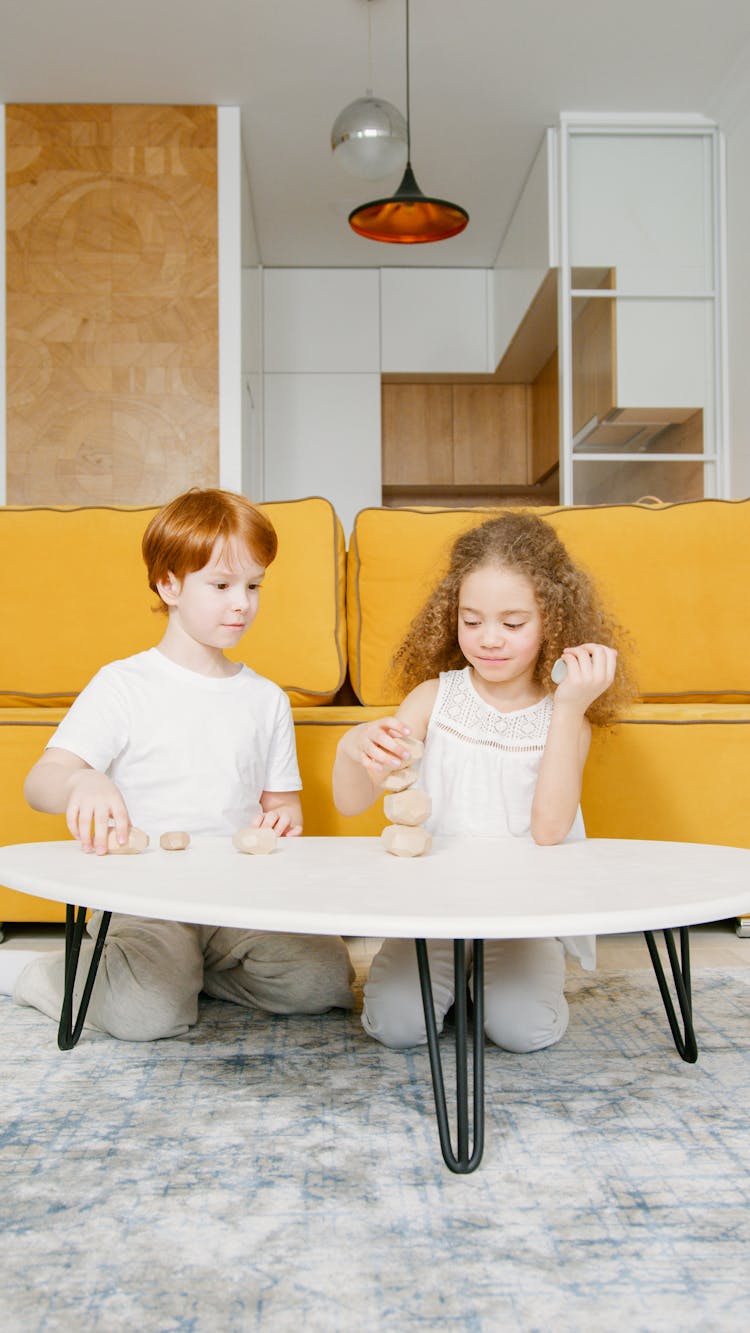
[{"xmin": 2, "ymin": 967, "xmax": 750, "ymax": 1332}]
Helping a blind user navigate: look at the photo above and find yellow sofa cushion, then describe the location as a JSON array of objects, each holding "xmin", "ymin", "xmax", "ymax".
[
  {"xmin": 583, "ymin": 702, "xmax": 750, "ymax": 848},
  {"xmin": 237, "ymin": 498, "xmax": 346, "ymax": 705},
  {"xmin": 0, "ymin": 496, "xmax": 346, "ymax": 708},
  {"xmin": 347, "ymin": 500, "xmax": 750, "ymax": 705}
]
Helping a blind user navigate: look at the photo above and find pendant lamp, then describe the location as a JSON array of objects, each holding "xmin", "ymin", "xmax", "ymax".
[
  {"xmin": 331, "ymin": 2, "xmax": 408, "ymax": 180},
  {"xmin": 348, "ymin": 0, "xmax": 469, "ymax": 244},
  {"xmin": 331, "ymin": 95, "xmax": 408, "ymax": 180}
]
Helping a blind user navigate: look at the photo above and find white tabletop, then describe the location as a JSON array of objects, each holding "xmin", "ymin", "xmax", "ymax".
[{"xmin": 0, "ymin": 836, "xmax": 749, "ymax": 939}]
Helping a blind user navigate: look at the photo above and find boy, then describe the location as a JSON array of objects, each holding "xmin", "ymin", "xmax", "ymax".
[{"xmin": 3, "ymin": 489, "xmax": 354, "ymax": 1039}]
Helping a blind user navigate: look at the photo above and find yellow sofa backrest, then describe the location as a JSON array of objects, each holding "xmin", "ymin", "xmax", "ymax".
[
  {"xmin": 0, "ymin": 496, "xmax": 346, "ymax": 707},
  {"xmin": 347, "ymin": 499, "xmax": 750, "ymax": 705}
]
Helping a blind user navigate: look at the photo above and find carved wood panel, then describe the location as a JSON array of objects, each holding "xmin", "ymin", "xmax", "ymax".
[{"xmin": 5, "ymin": 105, "xmax": 218, "ymax": 504}]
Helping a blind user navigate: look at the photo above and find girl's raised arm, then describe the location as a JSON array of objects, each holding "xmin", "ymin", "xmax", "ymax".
[
  {"xmin": 530, "ymin": 644, "xmax": 616, "ymax": 845},
  {"xmin": 332, "ymin": 680, "xmax": 437, "ymax": 817}
]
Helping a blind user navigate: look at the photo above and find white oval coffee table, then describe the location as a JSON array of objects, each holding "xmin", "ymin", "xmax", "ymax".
[{"xmin": 1, "ymin": 835, "xmax": 748, "ymax": 1173}]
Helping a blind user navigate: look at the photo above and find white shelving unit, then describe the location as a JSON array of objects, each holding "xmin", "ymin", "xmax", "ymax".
[{"xmin": 557, "ymin": 113, "xmax": 728, "ymax": 505}]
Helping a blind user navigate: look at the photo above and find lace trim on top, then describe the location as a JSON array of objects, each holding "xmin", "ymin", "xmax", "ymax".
[{"xmin": 432, "ymin": 668, "xmax": 553, "ymax": 751}]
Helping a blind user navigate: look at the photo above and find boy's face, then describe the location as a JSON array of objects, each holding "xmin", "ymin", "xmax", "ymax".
[{"xmin": 158, "ymin": 538, "xmax": 266, "ymax": 651}]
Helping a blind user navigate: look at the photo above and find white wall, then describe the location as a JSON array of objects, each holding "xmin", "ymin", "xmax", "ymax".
[
  {"xmin": 217, "ymin": 106, "xmax": 243, "ymax": 493},
  {"xmin": 240, "ymin": 141, "xmax": 263, "ymax": 502},
  {"xmin": 264, "ymin": 373, "xmax": 381, "ymax": 539},
  {"xmin": 242, "ymin": 266, "xmax": 263, "ymax": 503},
  {"xmin": 567, "ymin": 132, "xmax": 713, "ymax": 293},
  {"xmin": 722, "ymin": 110, "xmax": 750, "ymax": 496},
  {"xmin": 262, "ymin": 270, "xmax": 381, "ymax": 537},
  {"xmin": 380, "ymin": 269, "xmax": 490, "ymax": 373},
  {"xmin": 264, "ymin": 269, "xmax": 379, "ymax": 373},
  {"xmin": 702, "ymin": 58, "xmax": 750, "ymax": 498},
  {"xmin": 491, "ymin": 130, "xmax": 556, "ymax": 369},
  {"xmin": 0, "ymin": 105, "xmax": 5, "ymax": 505}
]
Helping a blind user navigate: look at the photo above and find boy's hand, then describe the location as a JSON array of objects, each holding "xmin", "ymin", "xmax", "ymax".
[
  {"xmin": 341, "ymin": 718, "xmax": 413, "ymax": 781},
  {"xmin": 553, "ymin": 643, "xmax": 618, "ymax": 712},
  {"xmin": 66, "ymin": 770, "xmax": 131, "ymax": 856},
  {"xmin": 252, "ymin": 806, "xmax": 302, "ymax": 838}
]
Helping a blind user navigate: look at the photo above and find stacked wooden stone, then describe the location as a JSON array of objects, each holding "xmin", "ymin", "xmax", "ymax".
[{"xmin": 380, "ymin": 737, "xmax": 432, "ymax": 858}]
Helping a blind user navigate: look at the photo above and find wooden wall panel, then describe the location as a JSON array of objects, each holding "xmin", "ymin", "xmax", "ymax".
[
  {"xmin": 571, "ymin": 270, "xmax": 617, "ymax": 438},
  {"xmin": 381, "ymin": 383, "xmax": 454, "ymax": 485},
  {"xmin": 5, "ymin": 105, "xmax": 219, "ymax": 504},
  {"xmin": 452, "ymin": 384, "xmax": 529, "ymax": 486},
  {"xmin": 530, "ymin": 350, "xmax": 559, "ymax": 483}
]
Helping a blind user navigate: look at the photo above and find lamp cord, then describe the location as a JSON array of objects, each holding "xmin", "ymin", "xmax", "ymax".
[
  {"xmin": 366, "ymin": 0, "xmax": 374, "ymax": 95},
  {"xmin": 405, "ymin": 0, "xmax": 411, "ymax": 157}
]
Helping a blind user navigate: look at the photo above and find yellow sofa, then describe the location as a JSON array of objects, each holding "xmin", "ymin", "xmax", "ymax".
[{"xmin": 1, "ymin": 495, "xmax": 749, "ymax": 925}]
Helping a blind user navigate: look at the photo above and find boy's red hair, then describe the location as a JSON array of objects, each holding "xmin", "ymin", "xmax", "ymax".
[{"xmin": 142, "ymin": 489, "xmax": 278, "ymax": 606}]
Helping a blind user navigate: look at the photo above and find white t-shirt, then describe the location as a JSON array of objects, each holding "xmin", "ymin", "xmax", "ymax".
[{"xmin": 47, "ymin": 649, "xmax": 301, "ymax": 839}]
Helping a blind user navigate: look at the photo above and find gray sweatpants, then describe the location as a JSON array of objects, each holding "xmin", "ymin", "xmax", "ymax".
[
  {"xmin": 14, "ymin": 911, "xmax": 355, "ymax": 1042},
  {"xmin": 362, "ymin": 937, "xmax": 568, "ymax": 1052}
]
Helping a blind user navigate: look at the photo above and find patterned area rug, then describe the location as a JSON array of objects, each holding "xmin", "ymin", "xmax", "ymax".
[{"xmin": 2, "ymin": 966, "xmax": 750, "ymax": 1332}]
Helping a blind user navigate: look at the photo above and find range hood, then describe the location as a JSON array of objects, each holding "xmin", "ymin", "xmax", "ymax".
[{"xmin": 572, "ymin": 407, "xmax": 703, "ymax": 454}]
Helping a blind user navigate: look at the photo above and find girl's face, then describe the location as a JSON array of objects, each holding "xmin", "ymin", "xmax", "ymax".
[{"xmin": 457, "ymin": 563, "xmax": 543, "ymax": 688}]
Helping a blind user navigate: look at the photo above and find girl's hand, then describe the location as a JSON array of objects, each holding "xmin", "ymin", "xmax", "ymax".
[
  {"xmin": 553, "ymin": 643, "xmax": 618, "ymax": 712},
  {"xmin": 341, "ymin": 717, "xmax": 413, "ymax": 781},
  {"xmin": 66, "ymin": 770, "xmax": 131, "ymax": 856}
]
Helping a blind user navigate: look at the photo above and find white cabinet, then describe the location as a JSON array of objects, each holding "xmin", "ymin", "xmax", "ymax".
[
  {"xmin": 615, "ymin": 300, "xmax": 712, "ymax": 410},
  {"xmin": 567, "ymin": 129, "xmax": 715, "ymax": 422},
  {"xmin": 263, "ymin": 373, "xmax": 381, "ymax": 539},
  {"xmin": 262, "ymin": 271, "xmax": 381, "ymax": 531},
  {"xmin": 380, "ymin": 269, "xmax": 490, "ymax": 373},
  {"xmin": 241, "ymin": 267, "xmax": 263, "ymax": 500},
  {"xmin": 560, "ymin": 117, "xmax": 724, "ymax": 504},
  {"xmin": 568, "ymin": 132, "xmax": 713, "ymax": 295},
  {"xmin": 263, "ymin": 269, "xmax": 380, "ymax": 373}
]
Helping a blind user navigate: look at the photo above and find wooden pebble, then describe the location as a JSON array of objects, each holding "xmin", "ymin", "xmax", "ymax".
[
  {"xmin": 160, "ymin": 831, "xmax": 191, "ymax": 851},
  {"xmin": 383, "ymin": 790, "xmax": 432, "ymax": 827},
  {"xmin": 551, "ymin": 657, "xmax": 568, "ymax": 685},
  {"xmin": 381, "ymin": 765, "xmax": 418, "ymax": 792},
  {"xmin": 381, "ymin": 824, "xmax": 432, "ymax": 858},
  {"xmin": 391, "ymin": 736, "xmax": 425, "ymax": 770},
  {"xmin": 232, "ymin": 826, "xmax": 278, "ymax": 855},
  {"xmin": 107, "ymin": 826, "xmax": 149, "ymax": 855}
]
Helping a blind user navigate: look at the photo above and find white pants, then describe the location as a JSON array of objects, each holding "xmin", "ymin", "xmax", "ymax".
[
  {"xmin": 362, "ymin": 937, "xmax": 568, "ymax": 1052},
  {"xmin": 14, "ymin": 912, "xmax": 355, "ymax": 1042}
]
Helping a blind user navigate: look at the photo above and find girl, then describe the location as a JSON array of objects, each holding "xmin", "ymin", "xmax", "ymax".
[{"xmin": 332, "ymin": 511, "xmax": 635, "ymax": 1052}]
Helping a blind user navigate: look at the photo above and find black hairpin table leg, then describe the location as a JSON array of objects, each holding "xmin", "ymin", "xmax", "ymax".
[
  {"xmin": 415, "ymin": 938, "xmax": 485, "ymax": 1173},
  {"xmin": 644, "ymin": 926, "xmax": 697, "ymax": 1063},
  {"xmin": 58, "ymin": 905, "xmax": 111, "ymax": 1051}
]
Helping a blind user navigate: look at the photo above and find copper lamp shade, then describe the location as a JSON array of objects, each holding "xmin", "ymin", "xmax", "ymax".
[
  {"xmin": 349, "ymin": 162, "xmax": 469, "ymax": 243},
  {"xmin": 347, "ymin": 0, "xmax": 469, "ymax": 245}
]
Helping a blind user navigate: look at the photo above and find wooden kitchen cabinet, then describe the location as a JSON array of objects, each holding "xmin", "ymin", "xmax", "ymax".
[
  {"xmin": 381, "ymin": 383, "xmax": 453, "ymax": 486},
  {"xmin": 381, "ymin": 381, "xmax": 536, "ymax": 503},
  {"xmin": 452, "ymin": 385, "xmax": 529, "ymax": 485}
]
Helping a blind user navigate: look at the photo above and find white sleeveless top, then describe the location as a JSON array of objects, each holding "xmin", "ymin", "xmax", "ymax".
[{"xmin": 416, "ymin": 668, "xmax": 595, "ymax": 969}]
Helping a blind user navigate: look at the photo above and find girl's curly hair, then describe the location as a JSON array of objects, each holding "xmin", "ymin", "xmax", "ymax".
[{"xmin": 390, "ymin": 512, "xmax": 637, "ymax": 726}]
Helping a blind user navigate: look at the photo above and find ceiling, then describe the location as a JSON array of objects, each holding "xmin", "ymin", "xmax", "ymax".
[{"xmin": 1, "ymin": 0, "xmax": 750, "ymax": 268}]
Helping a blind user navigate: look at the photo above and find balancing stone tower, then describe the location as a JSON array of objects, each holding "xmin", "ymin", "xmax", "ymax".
[{"xmin": 380, "ymin": 737, "xmax": 432, "ymax": 857}]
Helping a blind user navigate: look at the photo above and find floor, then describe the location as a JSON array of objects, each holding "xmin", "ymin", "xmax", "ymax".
[{"xmin": 3, "ymin": 919, "xmax": 749, "ymax": 973}]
